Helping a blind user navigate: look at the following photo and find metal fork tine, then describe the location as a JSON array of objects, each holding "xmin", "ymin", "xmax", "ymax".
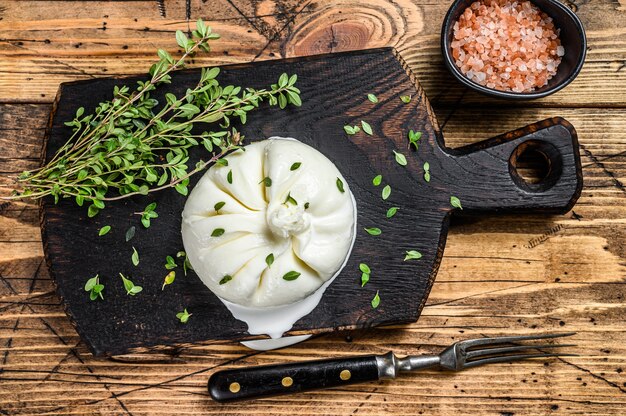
[
  {"xmin": 463, "ymin": 353, "xmax": 579, "ymax": 369},
  {"xmin": 466, "ymin": 344, "xmax": 576, "ymax": 360},
  {"xmin": 460, "ymin": 332, "xmax": 576, "ymax": 349}
]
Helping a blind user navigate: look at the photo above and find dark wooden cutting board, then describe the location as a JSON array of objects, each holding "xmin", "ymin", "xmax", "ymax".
[{"xmin": 41, "ymin": 48, "xmax": 582, "ymax": 356}]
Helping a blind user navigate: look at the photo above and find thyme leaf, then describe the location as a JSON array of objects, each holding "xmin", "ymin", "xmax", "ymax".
[
  {"xmin": 371, "ymin": 290, "xmax": 380, "ymax": 308},
  {"xmin": 361, "ymin": 272, "xmax": 370, "ymax": 287},
  {"xmin": 408, "ymin": 130, "xmax": 422, "ymax": 150},
  {"xmin": 361, "ymin": 120, "xmax": 373, "ymax": 136},
  {"xmin": 382, "ymin": 185, "xmax": 391, "ymax": 200},
  {"xmin": 131, "ymin": 246, "xmax": 139, "ymax": 266},
  {"xmin": 386, "ymin": 207, "xmax": 399, "ymax": 218},
  {"xmin": 176, "ymin": 308, "xmax": 192, "ymax": 323},
  {"xmin": 282, "ymin": 271, "xmax": 301, "ymax": 281},
  {"xmin": 343, "ymin": 125, "xmax": 360, "ymax": 135},
  {"xmin": 214, "ymin": 201, "xmax": 225, "ymax": 212},
  {"xmin": 120, "ymin": 273, "xmax": 142, "ymax": 296},
  {"xmin": 125, "ymin": 226, "xmax": 136, "ymax": 242},
  {"xmin": 393, "ymin": 150, "xmax": 407, "ymax": 166},
  {"xmin": 8, "ymin": 20, "xmax": 301, "ymax": 217},
  {"xmin": 162, "ymin": 271, "xmax": 176, "ymax": 290},
  {"xmin": 336, "ymin": 178, "xmax": 345, "ymax": 193},
  {"xmin": 85, "ymin": 274, "xmax": 104, "ymax": 301},
  {"xmin": 404, "ymin": 250, "xmax": 422, "ymax": 261}
]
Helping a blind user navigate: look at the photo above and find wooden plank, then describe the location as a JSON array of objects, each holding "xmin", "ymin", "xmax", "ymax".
[
  {"xmin": 1, "ymin": 0, "xmax": 626, "ymax": 411},
  {"xmin": 1, "ymin": 101, "xmax": 625, "ymax": 413},
  {"xmin": 35, "ymin": 47, "xmax": 575, "ymax": 356},
  {"xmin": 0, "ymin": 0, "xmax": 624, "ymax": 105}
]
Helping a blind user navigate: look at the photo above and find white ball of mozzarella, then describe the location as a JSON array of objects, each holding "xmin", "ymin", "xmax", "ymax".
[{"xmin": 181, "ymin": 137, "xmax": 356, "ymax": 307}]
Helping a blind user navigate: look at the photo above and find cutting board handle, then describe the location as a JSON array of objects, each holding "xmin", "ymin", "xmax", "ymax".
[{"xmin": 443, "ymin": 117, "xmax": 582, "ymax": 214}]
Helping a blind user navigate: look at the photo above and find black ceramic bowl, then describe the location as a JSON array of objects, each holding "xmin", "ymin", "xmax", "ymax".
[{"xmin": 441, "ymin": 0, "xmax": 587, "ymax": 99}]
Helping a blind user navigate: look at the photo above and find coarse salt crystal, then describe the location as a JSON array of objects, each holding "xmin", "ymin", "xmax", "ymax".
[{"xmin": 451, "ymin": 0, "xmax": 564, "ymax": 93}]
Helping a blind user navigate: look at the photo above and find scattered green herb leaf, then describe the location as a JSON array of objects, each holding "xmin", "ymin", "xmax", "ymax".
[
  {"xmin": 359, "ymin": 263, "xmax": 371, "ymax": 274},
  {"xmin": 219, "ymin": 275, "xmax": 232, "ymax": 285},
  {"xmin": 177, "ymin": 251, "xmax": 192, "ymax": 275},
  {"xmin": 400, "ymin": 95, "xmax": 412, "ymax": 103},
  {"xmin": 450, "ymin": 196, "xmax": 463, "ymax": 210},
  {"xmin": 284, "ymin": 192, "xmax": 297, "ymax": 205},
  {"xmin": 125, "ymin": 226, "xmax": 136, "ymax": 242},
  {"xmin": 423, "ymin": 162, "xmax": 431, "ymax": 182},
  {"xmin": 386, "ymin": 207, "xmax": 399, "ymax": 218},
  {"xmin": 344, "ymin": 125, "xmax": 360, "ymax": 135},
  {"xmin": 131, "ymin": 247, "xmax": 139, "ymax": 266},
  {"xmin": 371, "ymin": 290, "xmax": 380, "ymax": 308},
  {"xmin": 408, "ymin": 130, "xmax": 422, "ymax": 150},
  {"xmin": 336, "ymin": 177, "xmax": 345, "ymax": 193},
  {"xmin": 304, "ymin": 202, "xmax": 310, "ymax": 210},
  {"xmin": 290, "ymin": 162, "xmax": 301, "ymax": 171},
  {"xmin": 216, "ymin": 158, "xmax": 229, "ymax": 167},
  {"xmin": 176, "ymin": 308, "xmax": 192, "ymax": 323},
  {"xmin": 382, "ymin": 185, "xmax": 391, "ymax": 200},
  {"xmin": 214, "ymin": 201, "xmax": 226, "ymax": 213},
  {"xmin": 265, "ymin": 253, "xmax": 274, "ymax": 268},
  {"xmin": 260, "ymin": 176, "xmax": 272, "ymax": 187},
  {"xmin": 98, "ymin": 225, "xmax": 111, "ymax": 236},
  {"xmin": 227, "ymin": 170, "xmax": 233, "ymax": 184},
  {"xmin": 367, "ymin": 93, "xmax": 378, "ymax": 103},
  {"xmin": 162, "ymin": 271, "xmax": 176, "ymax": 290},
  {"xmin": 282, "ymin": 271, "xmax": 301, "ymax": 281},
  {"xmin": 84, "ymin": 274, "xmax": 104, "ymax": 301},
  {"xmin": 364, "ymin": 227, "xmax": 382, "ymax": 236},
  {"xmin": 8, "ymin": 23, "xmax": 302, "ymax": 216},
  {"xmin": 87, "ymin": 204, "xmax": 100, "ymax": 218},
  {"xmin": 372, "ymin": 175, "xmax": 383, "ymax": 186},
  {"xmin": 361, "ymin": 120, "xmax": 373, "ymax": 136},
  {"xmin": 120, "ymin": 273, "xmax": 142, "ymax": 296},
  {"xmin": 393, "ymin": 150, "xmax": 408, "ymax": 166},
  {"xmin": 84, "ymin": 276, "xmax": 97, "ymax": 291},
  {"xmin": 139, "ymin": 202, "xmax": 158, "ymax": 228},
  {"xmin": 404, "ymin": 250, "xmax": 422, "ymax": 261},
  {"xmin": 211, "ymin": 228, "xmax": 225, "ymax": 237},
  {"xmin": 165, "ymin": 255, "xmax": 177, "ymax": 270},
  {"xmin": 361, "ymin": 272, "xmax": 370, "ymax": 287}
]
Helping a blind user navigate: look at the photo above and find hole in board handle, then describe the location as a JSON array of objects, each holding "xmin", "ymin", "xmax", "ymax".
[{"xmin": 509, "ymin": 139, "xmax": 563, "ymax": 192}]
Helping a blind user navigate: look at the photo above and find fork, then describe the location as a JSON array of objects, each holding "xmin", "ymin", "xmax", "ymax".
[{"xmin": 208, "ymin": 332, "xmax": 576, "ymax": 402}]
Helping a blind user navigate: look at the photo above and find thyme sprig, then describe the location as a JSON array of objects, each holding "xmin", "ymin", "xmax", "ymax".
[{"xmin": 7, "ymin": 19, "xmax": 301, "ymax": 217}]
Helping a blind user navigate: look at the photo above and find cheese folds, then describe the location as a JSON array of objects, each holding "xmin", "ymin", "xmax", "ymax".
[{"xmin": 182, "ymin": 137, "xmax": 356, "ymax": 307}]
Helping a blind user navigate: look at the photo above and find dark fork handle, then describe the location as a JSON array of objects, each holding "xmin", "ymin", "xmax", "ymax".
[{"xmin": 208, "ymin": 355, "xmax": 380, "ymax": 402}]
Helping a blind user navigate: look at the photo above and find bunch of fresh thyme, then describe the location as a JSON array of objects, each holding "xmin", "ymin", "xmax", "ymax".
[{"xmin": 7, "ymin": 19, "xmax": 301, "ymax": 217}]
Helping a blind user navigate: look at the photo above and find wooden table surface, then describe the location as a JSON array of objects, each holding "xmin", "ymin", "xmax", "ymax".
[{"xmin": 1, "ymin": 1, "xmax": 624, "ymax": 415}]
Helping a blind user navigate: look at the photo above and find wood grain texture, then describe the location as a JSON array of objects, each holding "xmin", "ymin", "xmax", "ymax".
[
  {"xmin": 40, "ymin": 48, "xmax": 582, "ymax": 356},
  {"xmin": 1, "ymin": 0, "xmax": 625, "ymax": 415},
  {"xmin": 0, "ymin": 0, "xmax": 625, "ymax": 106}
]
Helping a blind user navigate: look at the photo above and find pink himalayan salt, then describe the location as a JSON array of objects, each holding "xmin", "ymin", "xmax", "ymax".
[{"xmin": 451, "ymin": 0, "xmax": 564, "ymax": 93}]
